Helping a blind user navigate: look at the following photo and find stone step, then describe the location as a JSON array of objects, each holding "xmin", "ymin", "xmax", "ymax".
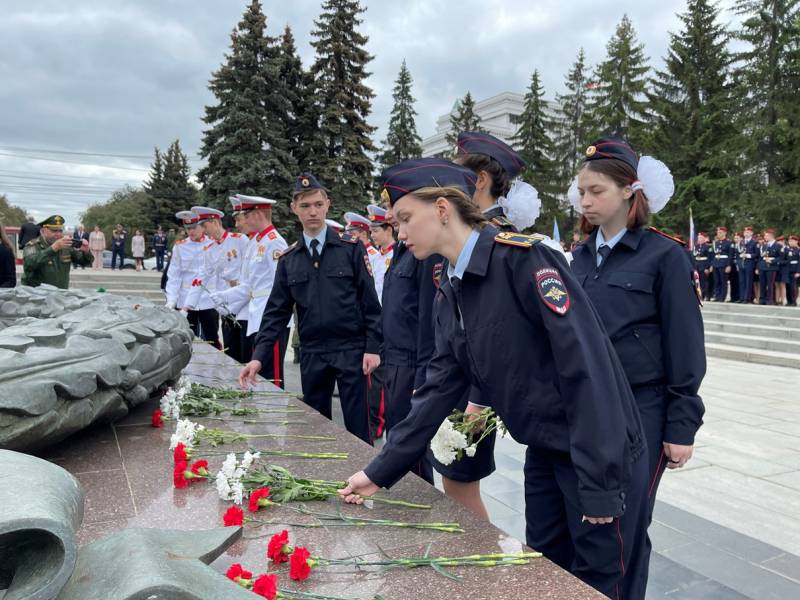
[
  {"xmin": 705, "ymin": 330, "xmax": 800, "ymax": 354},
  {"xmin": 701, "ymin": 309, "xmax": 800, "ymax": 329},
  {"xmin": 70, "ymin": 281, "xmax": 163, "ymax": 292},
  {"xmin": 702, "ymin": 301, "xmax": 800, "ymax": 318},
  {"xmin": 703, "ymin": 319, "xmax": 800, "ymax": 341},
  {"xmin": 704, "ymin": 342, "xmax": 800, "ymax": 369}
]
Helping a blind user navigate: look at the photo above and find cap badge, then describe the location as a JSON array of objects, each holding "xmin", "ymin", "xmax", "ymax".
[{"xmin": 585, "ymin": 145, "xmax": 597, "ymax": 157}]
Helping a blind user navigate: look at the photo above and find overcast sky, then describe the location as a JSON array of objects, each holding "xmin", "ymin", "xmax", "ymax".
[{"xmin": 0, "ymin": 0, "xmax": 741, "ymax": 227}]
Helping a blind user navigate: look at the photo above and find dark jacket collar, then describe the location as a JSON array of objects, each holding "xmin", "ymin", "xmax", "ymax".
[
  {"xmin": 463, "ymin": 226, "xmax": 498, "ymax": 278},
  {"xmin": 585, "ymin": 226, "xmax": 646, "ymax": 258}
]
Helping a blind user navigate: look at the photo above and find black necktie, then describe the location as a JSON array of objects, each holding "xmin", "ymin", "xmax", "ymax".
[
  {"xmin": 598, "ymin": 244, "xmax": 612, "ymax": 266},
  {"xmin": 310, "ymin": 239, "xmax": 320, "ymax": 269}
]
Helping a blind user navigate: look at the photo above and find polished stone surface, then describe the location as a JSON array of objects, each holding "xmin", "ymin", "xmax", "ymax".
[{"xmin": 40, "ymin": 342, "xmax": 604, "ymax": 600}]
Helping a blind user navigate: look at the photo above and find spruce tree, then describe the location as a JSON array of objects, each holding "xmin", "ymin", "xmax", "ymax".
[
  {"xmin": 279, "ymin": 25, "xmax": 323, "ymax": 174},
  {"xmin": 647, "ymin": 0, "xmax": 742, "ymax": 232},
  {"xmin": 587, "ymin": 15, "xmax": 650, "ymax": 145},
  {"xmin": 144, "ymin": 141, "xmax": 197, "ymax": 230},
  {"xmin": 734, "ymin": 2, "xmax": 800, "ymax": 200},
  {"xmin": 552, "ymin": 48, "xmax": 591, "ymax": 195},
  {"xmin": 445, "ymin": 92, "xmax": 484, "ymax": 151},
  {"xmin": 378, "ymin": 60, "xmax": 423, "ymax": 169},
  {"xmin": 308, "ymin": 0, "xmax": 377, "ymax": 220},
  {"xmin": 197, "ymin": 0, "xmax": 296, "ymax": 233},
  {"xmin": 512, "ymin": 70, "xmax": 561, "ymax": 232}
]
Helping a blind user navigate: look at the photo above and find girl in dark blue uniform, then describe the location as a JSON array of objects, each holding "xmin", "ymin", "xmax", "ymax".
[
  {"xmin": 568, "ymin": 139, "xmax": 706, "ymax": 596},
  {"xmin": 341, "ymin": 157, "xmax": 651, "ymax": 599},
  {"xmin": 425, "ymin": 131, "xmax": 545, "ymax": 518}
]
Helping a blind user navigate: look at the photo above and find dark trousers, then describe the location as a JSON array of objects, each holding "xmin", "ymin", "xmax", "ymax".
[
  {"xmin": 383, "ymin": 363, "xmax": 434, "ymax": 485},
  {"xmin": 740, "ymin": 266, "xmax": 755, "ymax": 302},
  {"xmin": 186, "ymin": 308, "xmax": 220, "ymax": 348},
  {"xmin": 696, "ymin": 269, "xmax": 710, "ymax": 300},
  {"xmin": 222, "ymin": 319, "xmax": 247, "ymax": 364},
  {"xmin": 713, "ymin": 267, "xmax": 728, "ymax": 301},
  {"xmin": 367, "ymin": 365, "xmax": 385, "ymax": 439},
  {"xmin": 787, "ymin": 274, "xmax": 798, "ymax": 306},
  {"xmin": 729, "ymin": 268, "xmax": 740, "ymax": 302},
  {"xmin": 252, "ymin": 327, "xmax": 290, "ymax": 389},
  {"xmin": 760, "ymin": 271, "xmax": 777, "ymax": 305},
  {"xmin": 525, "ymin": 447, "xmax": 649, "ymax": 600},
  {"xmin": 111, "ymin": 248, "xmax": 125, "ymax": 269},
  {"xmin": 155, "ymin": 249, "xmax": 166, "ymax": 271},
  {"xmin": 300, "ymin": 348, "xmax": 372, "ymax": 445}
]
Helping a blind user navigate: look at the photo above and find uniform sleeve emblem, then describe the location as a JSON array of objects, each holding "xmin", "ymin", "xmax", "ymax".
[
  {"xmin": 268, "ymin": 231, "xmax": 277, "ymax": 240},
  {"xmin": 272, "ymin": 249, "xmax": 282, "ymax": 260},
  {"xmin": 432, "ymin": 262, "xmax": 443, "ymax": 289},
  {"xmin": 363, "ymin": 254, "xmax": 373, "ymax": 277},
  {"xmin": 257, "ymin": 245, "xmax": 266, "ymax": 257},
  {"xmin": 535, "ymin": 268, "xmax": 570, "ymax": 315}
]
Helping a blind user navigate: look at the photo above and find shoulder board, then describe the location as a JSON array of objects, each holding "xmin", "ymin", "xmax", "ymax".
[
  {"xmin": 339, "ymin": 233, "xmax": 357, "ymax": 244},
  {"xmin": 490, "ymin": 215, "xmax": 515, "ymax": 230},
  {"xmin": 648, "ymin": 227, "xmax": 686, "ymax": 246},
  {"xmin": 494, "ymin": 231, "xmax": 545, "ymax": 248},
  {"xmin": 174, "ymin": 239, "xmax": 187, "ymax": 245},
  {"xmin": 25, "ymin": 238, "xmax": 42, "ymax": 248},
  {"xmin": 280, "ymin": 241, "xmax": 298, "ymax": 257}
]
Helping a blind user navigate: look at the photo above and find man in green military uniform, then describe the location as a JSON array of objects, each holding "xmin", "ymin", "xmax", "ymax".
[{"xmin": 22, "ymin": 215, "xmax": 93, "ymax": 288}]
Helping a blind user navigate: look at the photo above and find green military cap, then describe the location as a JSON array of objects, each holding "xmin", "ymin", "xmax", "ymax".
[{"xmin": 38, "ymin": 215, "xmax": 65, "ymax": 230}]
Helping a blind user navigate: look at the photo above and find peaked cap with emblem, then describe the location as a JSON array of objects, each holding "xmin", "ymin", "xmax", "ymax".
[
  {"xmin": 380, "ymin": 158, "xmax": 477, "ymax": 206},
  {"xmin": 583, "ymin": 138, "xmax": 638, "ymax": 170},
  {"xmin": 175, "ymin": 210, "xmax": 200, "ymax": 226},
  {"xmin": 456, "ymin": 131, "xmax": 525, "ymax": 178},
  {"xmin": 38, "ymin": 215, "xmax": 65, "ymax": 230},
  {"xmin": 293, "ymin": 172, "xmax": 326, "ymax": 194},
  {"xmin": 191, "ymin": 206, "xmax": 224, "ymax": 223}
]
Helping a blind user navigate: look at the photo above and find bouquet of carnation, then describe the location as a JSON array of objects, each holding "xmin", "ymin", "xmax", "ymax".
[{"xmin": 430, "ymin": 407, "xmax": 506, "ymax": 466}]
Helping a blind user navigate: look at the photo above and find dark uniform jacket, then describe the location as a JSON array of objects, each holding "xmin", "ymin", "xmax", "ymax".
[
  {"xmin": 786, "ymin": 246, "xmax": 800, "ymax": 274},
  {"xmin": 253, "ymin": 227, "xmax": 382, "ymax": 364},
  {"xmin": 711, "ymin": 238, "xmax": 733, "ymax": 269},
  {"xmin": 692, "ymin": 243, "xmax": 713, "ymax": 271},
  {"xmin": 18, "ymin": 222, "xmax": 40, "ymax": 249},
  {"xmin": 741, "ymin": 238, "xmax": 759, "ymax": 269},
  {"xmin": 21, "ymin": 235, "xmax": 93, "ymax": 288},
  {"xmin": 365, "ymin": 226, "xmax": 645, "ymax": 518},
  {"xmin": 381, "ymin": 242, "xmax": 440, "ymax": 389},
  {"xmin": 570, "ymin": 228, "xmax": 706, "ymax": 446},
  {"xmin": 758, "ymin": 242, "xmax": 782, "ymax": 272}
]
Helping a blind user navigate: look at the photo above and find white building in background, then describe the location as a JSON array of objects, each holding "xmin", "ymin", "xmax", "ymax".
[{"xmin": 420, "ymin": 91, "xmax": 560, "ymax": 157}]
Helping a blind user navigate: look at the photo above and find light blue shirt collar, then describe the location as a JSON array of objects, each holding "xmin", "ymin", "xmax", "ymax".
[
  {"xmin": 303, "ymin": 226, "xmax": 328, "ymax": 254},
  {"xmin": 596, "ymin": 227, "xmax": 627, "ymax": 266},
  {"xmin": 447, "ymin": 230, "xmax": 481, "ymax": 281}
]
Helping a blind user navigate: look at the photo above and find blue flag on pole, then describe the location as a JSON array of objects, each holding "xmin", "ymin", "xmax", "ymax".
[
  {"xmin": 552, "ymin": 219, "xmax": 561, "ymax": 243},
  {"xmin": 689, "ymin": 208, "xmax": 695, "ymax": 252}
]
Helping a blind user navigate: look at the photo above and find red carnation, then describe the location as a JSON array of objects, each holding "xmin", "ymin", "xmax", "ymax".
[
  {"xmin": 223, "ymin": 506, "xmax": 244, "ymax": 527},
  {"xmin": 225, "ymin": 563, "xmax": 252, "ymax": 584},
  {"xmin": 252, "ymin": 574, "xmax": 278, "ymax": 599},
  {"xmin": 248, "ymin": 487, "xmax": 273, "ymax": 513},
  {"xmin": 173, "ymin": 442, "xmax": 189, "ymax": 463},
  {"xmin": 267, "ymin": 530, "xmax": 291, "ymax": 564},
  {"xmin": 190, "ymin": 459, "xmax": 209, "ymax": 477},
  {"xmin": 151, "ymin": 409, "xmax": 163, "ymax": 428},
  {"xmin": 289, "ymin": 547, "xmax": 314, "ymax": 581},
  {"xmin": 173, "ymin": 460, "xmax": 190, "ymax": 489}
]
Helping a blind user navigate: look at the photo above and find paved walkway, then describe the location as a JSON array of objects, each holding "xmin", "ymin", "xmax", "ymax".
[{"xmin": 280, "ymin": 344, "xmax": 800, "ymax": 599}]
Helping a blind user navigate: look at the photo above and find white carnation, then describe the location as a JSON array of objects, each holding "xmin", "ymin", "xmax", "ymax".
[
  {"xmin": 231, "ymin": 480, "xmax": 244, "ymax": 505},
  {"xmin": 220, "ymin": 453, "xmax": 239, "ymax": 478},
  {"xmin": 169, "ymin": 418, "xmax": 204, "ymax": 450},
  {"xmin": 465, "ymin": 445, "xmax": 477, "ymax": 458},
  {"xmin": 241, "ymin": 451, "xmax": 260, "ymax": 472},
  {"xmin": 430, "ymin": 419, "xmax": 468, "ymax": 466},
  {"xmin": 215, "ymin": 471, "xmax": 233, "ymax": 500}
]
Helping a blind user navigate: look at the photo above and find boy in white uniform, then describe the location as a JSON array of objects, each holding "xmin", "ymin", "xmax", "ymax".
[
  {"xmin": 184, "ymin": 205, "xmax": 251, "ymax": 362},
  {"xmin": 165, "ymin": 211, "xmax": 220, "ymax": 348},
  {"xmin": 211, "ymin": 195, "xmax": 290, "ymax": 386}
]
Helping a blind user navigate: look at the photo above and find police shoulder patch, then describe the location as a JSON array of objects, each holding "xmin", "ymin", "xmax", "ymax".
[
  {"xmin": 535, "ymin": 267, "xmax": 571, "ymax": 315},
  {"xmin": 495, "ymin": 231, "xmax": 545, "ymax": 248},
  {"xmin": 648, "ymin": 227, "xmax": 686, "ymax": 247},
  {"xmin": 363, "ymin": 253, "xmax": 373, "ymax": 276},
  {"xmin": 340, "ymin": 233, "xmax": 357, "ymax": 244}
]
